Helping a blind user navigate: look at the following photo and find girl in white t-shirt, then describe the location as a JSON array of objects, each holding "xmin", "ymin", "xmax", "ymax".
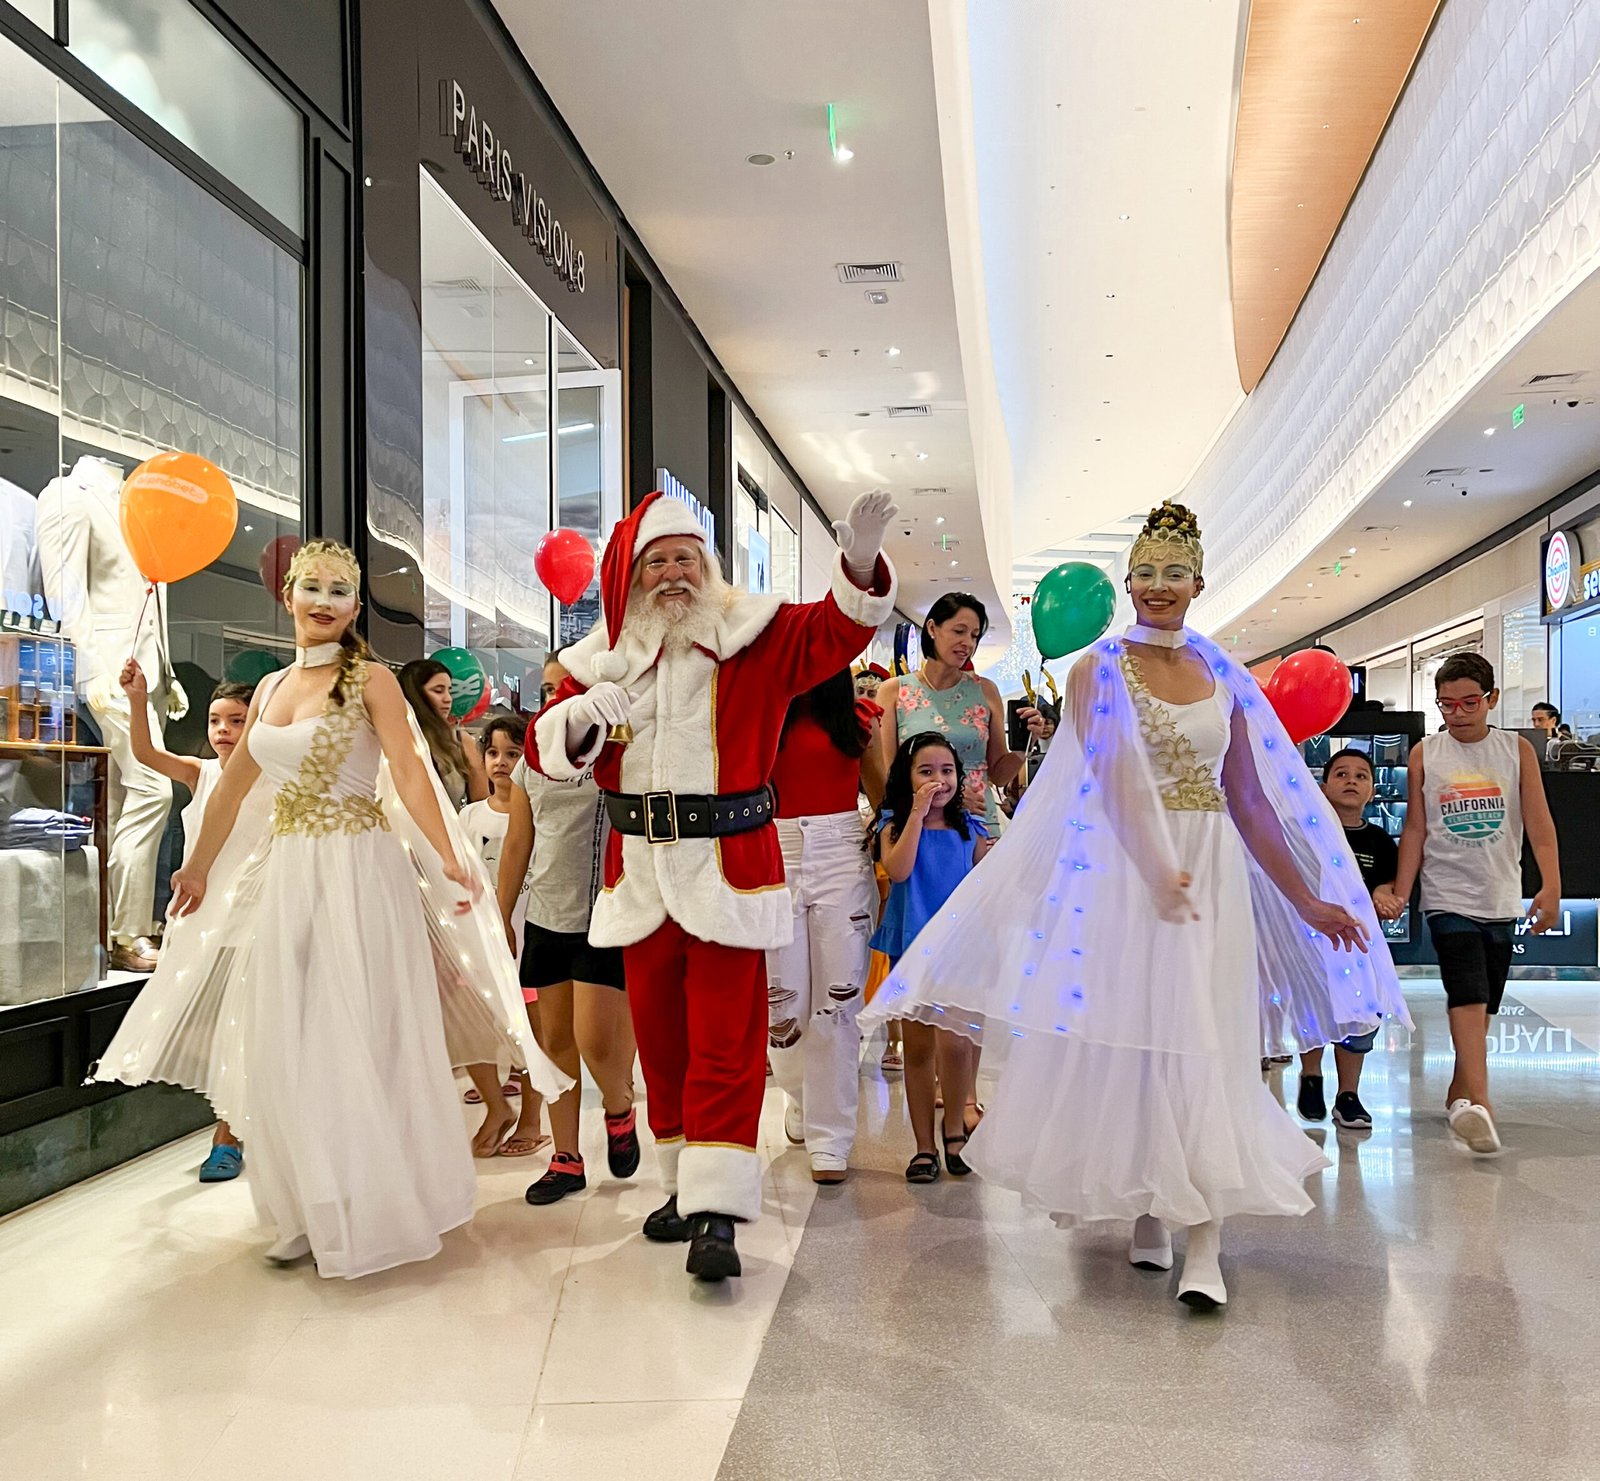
[
  {"xmin": 119, "ymin": 659, "xmax": 260, "ymax": 1183},
  {"xmin": 458, "ymin": 716, "xmax": 548, "ymax": 1157}
]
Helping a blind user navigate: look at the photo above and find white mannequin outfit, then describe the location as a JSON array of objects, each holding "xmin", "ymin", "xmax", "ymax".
[{"xmin": 36, "ymin": 456, "xmax": 183, "ymax": 958}]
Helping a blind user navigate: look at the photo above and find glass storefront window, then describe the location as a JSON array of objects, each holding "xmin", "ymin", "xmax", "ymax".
[
  {"xmin": 1559, "ymin": 616, "xmax": 1600, "ymax": 739},
  {"xmin": 8, "ymin": 0, "xmax": 54, "ymax": 32},
  {"xmin": 0, "ymin": 31, "xmax": 304, "ymax": 1005},
  {"xmin": 68, "ymin": 0, "xmax": 305, "ymax": 232},
  {"xmin": 418, "ymin": 175, "xmax": 619, "ymax": 713},
  {"xmin": 770, "ymin": 509, "xmax": 797, "ymax": 602}
]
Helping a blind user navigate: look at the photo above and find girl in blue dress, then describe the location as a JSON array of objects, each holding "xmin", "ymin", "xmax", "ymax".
[{"xmin": 872, "ymin": 732, "xmax": 991, "ymax": 1184}]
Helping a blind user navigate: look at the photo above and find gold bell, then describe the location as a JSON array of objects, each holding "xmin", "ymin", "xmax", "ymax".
[{"xmin": 608, "ymin": 721, "xmax": 634, "ymax": 747}]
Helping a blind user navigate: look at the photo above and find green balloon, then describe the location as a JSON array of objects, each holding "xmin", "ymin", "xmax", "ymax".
[
  {"xmin": 433, "ymin": 646, "xmax": 487, "ymax": 720},
  {"xmin": 225, "ymin": 649, "xmax": 286, "ymax": 686},
  {"xmin": 1031, "ymin": 561, "xmax": 1117, "ymax": 660}
]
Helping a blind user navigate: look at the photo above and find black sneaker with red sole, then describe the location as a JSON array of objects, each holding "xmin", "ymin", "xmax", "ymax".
[
  {"xmin": 525, "ymin": 1153, "xmax": 587, "ymax": 1206},
  {"xmin": 605, "ymin": 1107, "xmax": 641, "ymax": 1179}
]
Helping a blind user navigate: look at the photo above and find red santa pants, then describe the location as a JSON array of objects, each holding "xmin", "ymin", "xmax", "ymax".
[{"xmin": 623, "ymin": 919, "xmax": 767, "ymax": 1222}]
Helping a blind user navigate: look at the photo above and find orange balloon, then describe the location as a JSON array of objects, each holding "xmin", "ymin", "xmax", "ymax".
[{"xmin": 118, "ymin": 452, "xmax": 239, "ymax": 585}]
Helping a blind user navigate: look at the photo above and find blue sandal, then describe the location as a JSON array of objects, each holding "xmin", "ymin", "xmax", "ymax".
[{"xmin": 199, "ymin": 1144, "xmax": 244, "ymax": 1183}]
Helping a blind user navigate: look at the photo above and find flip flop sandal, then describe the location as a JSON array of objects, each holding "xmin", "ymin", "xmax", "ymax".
[
  {"xmin": 905, "ymin": 1151, "xmax": 942, "ymax": 1184},
  {"xmin": 497, "ymin": 1133, "xmax": 551, "ymax": 1158},
  {"xmin": 880, "ymin": 1049, "xmax": 904, "ymax": 1073}
]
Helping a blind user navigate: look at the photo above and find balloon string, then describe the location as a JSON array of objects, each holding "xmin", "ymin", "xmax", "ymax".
[{"xmin": 129, "ymin": 582, "xmax": 154, "ymax": 673}]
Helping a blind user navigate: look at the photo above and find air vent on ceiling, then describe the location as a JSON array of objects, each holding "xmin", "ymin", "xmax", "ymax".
[
  {"xmin": 837, "ymin": 262, "xmax": 905, "ymax": 284},
  {"xmin": 1424, "ymin": 467, "xmax": 1467, "ymax": 477},
  {"xmin": 1361, "ymin": 524, "xmax": 1401, "ymax": 533},
  {"xmin": 1523, "ymin": 371, "xmax": 1587, "ymax": 387},
  {"xmin": 864, "ymin": 290, "xmax": 889, "ymax": 305},
  {"xmin": 886, "ymin": 404, "xmax": 931, "ymax": 418},
  {"xmin": 910, "ymin": 486, "xmax": 951, "ymax": 495}
]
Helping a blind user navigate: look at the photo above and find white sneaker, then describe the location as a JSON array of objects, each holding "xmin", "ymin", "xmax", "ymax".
[
  {"xmin": 1448, "ymin": 1098, "xmax": 1502, "ymax": 1155},
  {"xmin": 1129, "ymin": 1215, "xmax": 1173, "ymax": 1271},
  {"xmin": 783, "ymin": 1096, "xmax": 805, "ymax": 1146},
  {"xmin": 810, "ymin": 1153, "xmax": 848, "ymax": 1185}
]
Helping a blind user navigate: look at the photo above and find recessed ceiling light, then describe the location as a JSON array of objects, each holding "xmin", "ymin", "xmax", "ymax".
[
  {"xmin": 1483, "ymin": 426, "xmax": 1495, "ymax": 436},
  {"xmin": 1307, "ymin": 581, "xmax": 1314, "ymax": 588},
  {"xmin": 1272, "ymin": 608, "xmax": 1278, "ymax": 614},
  {"xmin": 834, "ymin": 146, "xmax": 853, "ymax": 164},
  {"xmin": 1118, "ymin": 213, "xmax": 1131, "ymax": 221},
  {"xmin": 1403, "ymin": 499, "xmax": 1414, "ymax": 507},
  {"xmin": 243, "ymin": 524, "xmax": 253, "ymax": 533},
  {"xmin": 949, "ymin": 559, "xmax": 958, "ymax": 568},
  {"xmin": 1105, "ymin": 293, "xmax": 1116, "ymax": 299},
  {"xmin": 887, "ymin": 346, "xmax": 901, "ymax": 357},
  {"xmin": 524, "ymin": 358, "xmax": 535, "ymax": 366},
  {"xmin": 936, "ymin": 516, "xmax": 946, "ymax": 525},
  {"xmin": 746, "ymin": 153, "xmax": 776, "ymax": 167},
  {"xmin": 916, "ymin": 452, "xmax": 929, "ymax": 461},
  {"xmin": 1347, "ymin": 546, "xmax": 1357, "ymax": 555}
]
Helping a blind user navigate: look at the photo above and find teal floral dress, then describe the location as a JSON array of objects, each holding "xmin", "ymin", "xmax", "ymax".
[{"xmin": 894, "ymin": 672, "xmax": 1001, "ymax": 831}]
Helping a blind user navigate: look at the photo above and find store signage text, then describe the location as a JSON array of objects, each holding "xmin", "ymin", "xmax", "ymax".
[
  {"xmin": 656, "ymin": 467, "xmax": 716, "ymax": 547},
  {"xmin": 1545, "ymin": 529, "xmax": 1574, "ymax": 610},
  {"xmin": 442, "ymin": 81, "xmax": 586, "ymax": 293}
]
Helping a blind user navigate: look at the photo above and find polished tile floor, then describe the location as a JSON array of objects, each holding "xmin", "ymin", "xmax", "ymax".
[{"xmin": 3, "ymin": 983, "xmax": 1597, "ymax": 1480}]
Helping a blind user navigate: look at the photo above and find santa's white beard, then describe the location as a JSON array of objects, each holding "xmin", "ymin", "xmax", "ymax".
[{"xmin": 624, "ymin": 579, "xmax": 731, "ymax": 654}]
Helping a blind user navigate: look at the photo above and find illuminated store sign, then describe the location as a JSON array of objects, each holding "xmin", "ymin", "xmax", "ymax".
[{"xmin": 656, "ymin": 468, "xmax": 716, "ymax": 546}]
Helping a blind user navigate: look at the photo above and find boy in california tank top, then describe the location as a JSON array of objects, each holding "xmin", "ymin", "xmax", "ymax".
[{"xmin": 1377, "ymin": 653, "xmax": 1561, "ymax": 1155}]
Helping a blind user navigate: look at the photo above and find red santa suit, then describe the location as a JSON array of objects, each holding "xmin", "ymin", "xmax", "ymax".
[{"xmin": 529, "ymin": 492, "xmax": 896, "ymax": 1223}]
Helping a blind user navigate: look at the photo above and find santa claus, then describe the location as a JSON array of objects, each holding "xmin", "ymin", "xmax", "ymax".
[{"xmin": 529, "ymin": 488, "xmax": 897, "ymax": 1281}]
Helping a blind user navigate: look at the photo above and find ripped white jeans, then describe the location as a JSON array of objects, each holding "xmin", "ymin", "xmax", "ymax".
[{"xmin": 766, "ymin": 812, "xmax": 877, "ymax": 1162}]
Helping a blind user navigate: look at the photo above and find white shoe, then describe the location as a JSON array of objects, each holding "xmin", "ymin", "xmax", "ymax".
[
  {"xmin": 1448, "ymin": 1098, "xmax": 1502, "ymax": 1155},
  {"xmin": 1177, "ymin": 1221, "xmax": 1227, "ymax": 1310},
  {"xmin": 264, "ymin": 1232, "xmax": 311, "ymax": 1266},
  {"xmin": 1129, "ymin": 1215, "xmax": 1172, "ymax": 1271},
  {"xmin": 810, "ymin": 1153, "xmax": 848, "ymax": 1185},
  {"xmin": 783, "ymin": 1096, "xmax": 805, "ymax": 1146}
]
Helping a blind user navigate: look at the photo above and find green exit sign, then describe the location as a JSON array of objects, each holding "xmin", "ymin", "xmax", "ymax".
[{"xmin": 1512, "ymin": 403, "xmax": 1525, "ymax": 428}]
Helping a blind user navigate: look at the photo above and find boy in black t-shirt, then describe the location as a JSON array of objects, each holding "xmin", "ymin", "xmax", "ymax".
[{"xmin": 1294, "ymin": 749, "xmax": 1406, "ymax": 1129}]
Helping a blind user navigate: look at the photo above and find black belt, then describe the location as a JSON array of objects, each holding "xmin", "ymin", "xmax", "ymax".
[{"xmin": 605, "ymin": 786, "xmax": 774, "ymax": 845}]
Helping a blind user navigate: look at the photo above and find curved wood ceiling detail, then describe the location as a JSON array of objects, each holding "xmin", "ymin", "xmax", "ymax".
[{"xmin": 1231, "ymin": 0, "xmax": 1443, "ymax": 392}]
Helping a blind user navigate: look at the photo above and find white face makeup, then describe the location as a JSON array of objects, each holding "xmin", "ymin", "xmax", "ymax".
[
  {"xmin": 286, "ymin": 564, "xmax": 359, "ymax": 646},
  {"xmin": 1127, "ymin": 558, "xmax": 1201, "ymax": 628}
]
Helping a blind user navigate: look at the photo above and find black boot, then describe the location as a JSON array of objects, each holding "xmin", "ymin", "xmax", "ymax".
[
  {"xmin": 643, "ymin": 1195, "xmax": 691, "ymax": 1243},
  {"xmin": 685, "ymin": 1214, "xmax": 741, "ymax": 1281}
]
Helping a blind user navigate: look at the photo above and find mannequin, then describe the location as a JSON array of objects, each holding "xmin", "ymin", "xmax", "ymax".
[
  {"xmin": 36, "ymin": 455, "xmax": 187, "ymax": 971},
  {"xmin": 0, "ymin": 476, "xmax": 43, "ymax": 624}
]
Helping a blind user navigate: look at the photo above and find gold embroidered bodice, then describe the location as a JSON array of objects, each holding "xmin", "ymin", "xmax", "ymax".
[
  {"xmin": 249, "ymin": 662, "xmax": 392, "ymax": 838},
  {"xmin": 1120, "ymin": 650, "xmax": 1230, "ymax": 813}
]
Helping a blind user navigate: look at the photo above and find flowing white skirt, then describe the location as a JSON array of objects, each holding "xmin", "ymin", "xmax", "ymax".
[
  {"xmin": 965, "ymin": 811, "xmax": 1328, "ymax": 1227},
  {"xmin": 241, "ymin": 828, "xmax": 476, "ymax": 1279}
]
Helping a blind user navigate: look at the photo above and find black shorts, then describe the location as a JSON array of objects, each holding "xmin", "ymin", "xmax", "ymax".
[
  {"xmin": 1427, "ymin": 911, "xmax": 1515, "ymax": 1014},
  {"xmin": 520, "ymin": 921, "xmax": 626, "ymax": 992}
]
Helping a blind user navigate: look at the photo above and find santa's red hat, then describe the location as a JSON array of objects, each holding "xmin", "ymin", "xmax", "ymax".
[{"xmin": 591, "ymin": 490, "xmax": 708, "ymax": 681}]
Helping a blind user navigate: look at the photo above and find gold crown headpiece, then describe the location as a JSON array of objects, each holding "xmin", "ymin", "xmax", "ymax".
[
  {"xmin": 1128, "ymin": 500, "xmax": 1204, "ymax": 577},
  {"xmin": 282, "ymin": 538, "xmax": 362, "ymax": 598}
]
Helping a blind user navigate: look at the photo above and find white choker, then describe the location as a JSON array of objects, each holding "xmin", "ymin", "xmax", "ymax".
[
  {"xmin": 1126, "ymin": 623, "xmax": 1189, "ymax": 650},
  {"xmin": 294, "ymin": 642, "xmax": 344, "ymax": 668}
]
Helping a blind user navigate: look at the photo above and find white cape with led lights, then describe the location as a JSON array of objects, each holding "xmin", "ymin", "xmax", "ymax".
[{"xmin": 861, "ymin": 629, "xmax": 1408, "ymax": 1227}]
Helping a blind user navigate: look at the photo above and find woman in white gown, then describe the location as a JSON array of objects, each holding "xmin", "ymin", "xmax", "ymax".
[
  {"xmin": 146, "ymin": 540, "xmax": 566, "ymax": 1277},
  {"xmin": 861, "ymin": 503, "xmax": 1409, "ymax": 1309}
]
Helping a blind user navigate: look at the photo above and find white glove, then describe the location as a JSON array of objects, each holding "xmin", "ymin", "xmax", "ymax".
[
  {"xmin": 85, "ymin": 675, "xmax": 119, "ymax": 714},
  {"xmin": 564, "ymin": 682, "xmax": 631, "ymax": 752},
  {"xmin": 833, "ymin": 489, "xmax": 898, "ymax": 579},
  {"xmin": 166, "ymin": 678, "xmax": 189, "ymax": 721}
]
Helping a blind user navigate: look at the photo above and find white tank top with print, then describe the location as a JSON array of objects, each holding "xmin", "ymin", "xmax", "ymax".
[{"xmin": 1419, "ymin": 727, "xmax": 1524, "ymax": 921}]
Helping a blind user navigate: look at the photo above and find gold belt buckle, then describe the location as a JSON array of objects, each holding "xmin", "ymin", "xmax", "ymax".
[{"xmin": 644, "ymin": 790, "xmax": 679, "ymax": 845}]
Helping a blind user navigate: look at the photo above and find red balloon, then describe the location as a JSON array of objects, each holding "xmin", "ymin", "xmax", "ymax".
[
  {"xmin": 534, "ymin": 528, "xmax": 596, "ymax": 605},
  {"xmin": 1264, "ymin": 649, "xmax": 1353, "ymax": 745},
  {"xmin": 259, "ymin": 535, "xmax": 302, "ymax": 599}
]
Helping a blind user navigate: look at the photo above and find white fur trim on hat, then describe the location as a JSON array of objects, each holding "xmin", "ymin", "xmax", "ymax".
[{"xmin": 633, "ymin": 497, "xmax": 708, "ymax": 563}]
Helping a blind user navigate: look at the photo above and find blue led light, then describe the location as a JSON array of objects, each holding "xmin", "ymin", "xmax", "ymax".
[
  {"xmin": 1333, "ymin": 855, "xmax": 1344, "ymax": 867},
  {"xmin": 1070, "ymin": 989, "xmax": 1084, "ymax": 1001},
  {"xmin": 1047, "ymin": 894, "xmax": 1060, "ymax": 906},
  {"xmin": 1271, "ymin": 992, "xmax": 1282, "ymax": 1004},
  {"xmin": 1099, "ymin": 667, "xmax": 1110, "ymax": 680},
  {"xmin": 1012, "ymin": 1029, "xmax": 1024, "ymax": 1038},
  {"xmin": 1264, "ymin": 737, "xmax": 1276, "ymax": 750},
  {"xmin": 1032, "ymin": 930, "xmax": 1045, "ymax": 941},
  {"xmin": 1070, "ymin": 947, "xmax": 1083, "ymax": 957},
  {"xmin": 1080, "ymin": 783, "xmax": 1092, "ymax": 795},
  {"xmin": 1023, "ymin": 964, "xmax": 1036, "ymax": 977},
  {"xmin": 1074, "ymin": 906, "xmax": 1085, "ymax": 915},
  {"xmin": 1087, "ymin": 744, "xmax": 1097, "ymax": 756}
]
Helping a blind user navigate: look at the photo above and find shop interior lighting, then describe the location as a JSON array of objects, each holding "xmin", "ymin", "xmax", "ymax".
[
  {"xmin": 501, "ymin": 421, "xmax": 595, "ymax": 445},
  {"xmin": 887, "ymin": 346, "xmax": 901, "ymax": 356},
  {"xmin": 1403, "ymin": 499, "xmax": 1414, "ymax": 506},
  {"xmin": 1483, "ymin": 426, "xmax": 1496, "ymax": 436},
  {"xmin": 827, "ymin": 104, "xmax": 853, "ymax": 163}
]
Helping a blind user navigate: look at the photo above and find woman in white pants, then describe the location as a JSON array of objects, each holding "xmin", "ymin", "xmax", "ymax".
[{"xmin": 767, "ymin": 668, "xmax": 887, "ymax": 1183}]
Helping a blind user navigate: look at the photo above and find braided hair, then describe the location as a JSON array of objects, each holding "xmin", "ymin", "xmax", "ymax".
[{"xmin": 281, "ymin": 538, "xmax": 370, "ymax": 707}]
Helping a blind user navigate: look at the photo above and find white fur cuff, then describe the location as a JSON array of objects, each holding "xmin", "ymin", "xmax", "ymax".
[
  {"xmin": 533, "ymin": 699, "xmax": 601, "ymax": 781},
  {"xmin": 832, "ymin": 552, "xmax": 898, "ymax": 629},
  {"xmin": 655, "ymin": 1136, "xmax": 683, "ymax": 1194},
  {"xmin": 677, "ymin": 1142, "xmax": 763, "ymax": 1222}
]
